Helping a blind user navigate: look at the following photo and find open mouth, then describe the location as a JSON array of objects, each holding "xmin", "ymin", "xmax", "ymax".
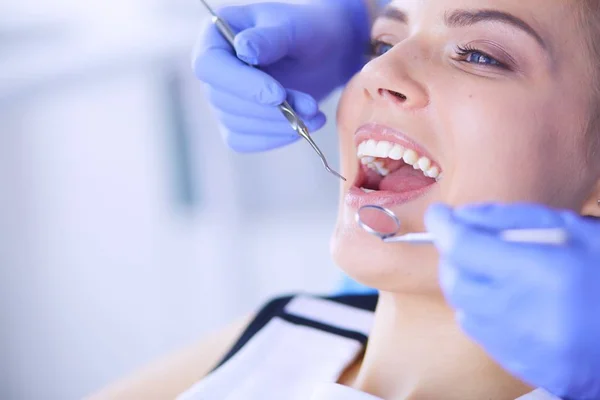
[{"xmin": 346, "ymin": 123, "xmax": 442, "ymax": 208}]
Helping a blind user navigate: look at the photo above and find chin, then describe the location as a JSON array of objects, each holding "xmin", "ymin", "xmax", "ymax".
[{"xmin": 330, "ymin": 198, "xmax": 442, "ymax": 295}]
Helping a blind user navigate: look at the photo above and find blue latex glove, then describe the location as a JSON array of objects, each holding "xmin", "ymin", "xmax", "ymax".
[
  {"xmin": 425, "ymin": 203, "xmax": 600, "ymax": 399},
  {"xmin": 192, "ymin": 0, "xmax": 370, "ymax": 152}
]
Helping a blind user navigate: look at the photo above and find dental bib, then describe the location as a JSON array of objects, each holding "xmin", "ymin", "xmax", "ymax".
[{"xmin": 177, "ymin": 294, "xmax": 559, "ymax": 400}]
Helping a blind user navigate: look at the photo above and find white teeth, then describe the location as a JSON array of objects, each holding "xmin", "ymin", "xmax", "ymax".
[
  {"xmin": 425, "ymin": 166, "xmax": 440, "ymax": 179},
  {"xmin": 361, "ymin": 187, "xmax": 376, "ymax": 193},
  {"xmin": 357, "ymin": 139, "xmax": 440, "ymax": 181},
  {"xmin": 417, "ymin": 157, "xmax": 431, "ymax": 171},
  {"xmin": 361, "ymin": 156, "xmax": 375, "ymax": 165},
  {"xmin": 388, "ymin": 145, "xmax": 404, "ymax": 160},
  {"xmin": 366, "ymin": 139, "xmax": 377, "ymax": 154},
  {"xmin": 373, "ymin": 161, "xmax": 389, "ymax": 176},
  {"xmin": 402, "ymin": 149, "xmax": 418, "ymax": 165},
  {"xmin": 375, "ymin": 141, "xmax": 392, "ymax": 158},
  {"xmin": 357, "ymin": 142, "xmax": 366, "ymax": 157}
]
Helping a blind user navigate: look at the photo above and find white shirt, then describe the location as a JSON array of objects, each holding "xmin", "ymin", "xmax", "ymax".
[{"xmin": 178, "ymin": 295, "xmax": 560, "ymax": 400}]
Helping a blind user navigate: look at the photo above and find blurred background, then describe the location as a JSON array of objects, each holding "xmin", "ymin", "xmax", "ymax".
[{"xmin": 0, "ymin": 0, "xmax": 346, "ymax": 398}]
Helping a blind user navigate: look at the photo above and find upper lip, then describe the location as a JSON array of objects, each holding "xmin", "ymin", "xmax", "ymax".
[{"xmin": 353, "ymin": 122, "xmax": 439, "ymax": 167}]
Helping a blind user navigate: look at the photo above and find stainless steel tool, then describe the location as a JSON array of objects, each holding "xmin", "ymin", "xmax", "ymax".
[
  {"xmin": 356, "ymin": 204, "xmax": 569, "ymax": 245},
  {"xmin": 198, "ymin": 0, "xmax": 346, "ymax": 181}
]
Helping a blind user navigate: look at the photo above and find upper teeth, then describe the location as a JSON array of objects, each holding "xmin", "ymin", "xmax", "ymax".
[{"xmin": 357, "ymin": 139, "xmax": 441, "ymax": 180}]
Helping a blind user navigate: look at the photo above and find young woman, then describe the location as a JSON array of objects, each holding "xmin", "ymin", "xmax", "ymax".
[{"xmin": 91, "ymin": 0, "xmax": 600, "ymax": 398}]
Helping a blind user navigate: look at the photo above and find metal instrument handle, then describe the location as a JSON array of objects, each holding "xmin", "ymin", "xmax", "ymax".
[{"xmin": 382, "ymin": 229, "xmax": 567, "ymax": 245}]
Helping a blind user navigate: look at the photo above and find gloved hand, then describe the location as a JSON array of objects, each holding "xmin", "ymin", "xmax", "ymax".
[
  {"xmin": 192, "ymin": 0, "xmax": 370, "ymax": 152},
  {"xmin": 425, "ymin": 203, "xmax": 600, "ymax": 400}
]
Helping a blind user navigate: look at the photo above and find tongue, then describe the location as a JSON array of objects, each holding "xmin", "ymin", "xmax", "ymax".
[{"xmin": 379, "ymin": 164, "xmax": 435, "ymax": 192}]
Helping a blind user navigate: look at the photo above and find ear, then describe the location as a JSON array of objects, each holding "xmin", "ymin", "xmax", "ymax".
[{"xmin": 581, "ymin": 179, "xmax": 600, "ymax": 217}]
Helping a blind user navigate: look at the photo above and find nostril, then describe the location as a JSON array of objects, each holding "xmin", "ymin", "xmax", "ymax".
[
  {"xmin": 389, "ymin": 90, "xmax": 407, "ymax": 101},
  {"xmin": 378, "ymin": 89, "xmax": 407, "ymax": 102}
]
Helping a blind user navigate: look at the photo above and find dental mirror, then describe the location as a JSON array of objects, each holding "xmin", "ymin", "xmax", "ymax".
[
  {"xmin": 355, "ymin": 205, "xmax": 433, "ymax": 244},
  {"xmin": 356, "ymin": 205, "xmax": 569, "ymax": 245},
  {"xmin": 355, "ymin": 205, "xmax": 401, "ymax": 239}
]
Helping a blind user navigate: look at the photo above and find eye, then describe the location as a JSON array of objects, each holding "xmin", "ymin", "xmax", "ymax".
[
  {"xmin": 455, "ymin": 46, "xmax": 507, "ymax": 69},
  {"xmin": 466, "ymin": 51, "xmax": 500, "ymax": 66},
  {"xmin": 368, "ymin": 40, "xmax": 394, "ymax": 58}
]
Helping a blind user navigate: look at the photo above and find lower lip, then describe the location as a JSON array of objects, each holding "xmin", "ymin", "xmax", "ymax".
[
  {"xmin": 344, "ymin": 165, "xmax": 435, "ymax": 209},
  {"xmin": 345, "ymin": 186, "xmax": 432, "ymax": 208}
]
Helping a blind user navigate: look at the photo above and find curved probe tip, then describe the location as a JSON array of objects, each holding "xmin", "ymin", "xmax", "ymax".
[{"xmin": 331, "ymin": 169, "xmax": 347, "ymax": 181}]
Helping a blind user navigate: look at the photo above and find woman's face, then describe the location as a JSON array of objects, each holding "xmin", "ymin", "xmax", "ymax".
[{"xmin": 332, "ymin": 0, "xmax": 599, "ymax": 293}]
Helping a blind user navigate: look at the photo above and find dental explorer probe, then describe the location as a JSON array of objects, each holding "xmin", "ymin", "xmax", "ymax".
[{"xmin": 198, "ymin": 0, "xmax": 346, "ymax": 181}]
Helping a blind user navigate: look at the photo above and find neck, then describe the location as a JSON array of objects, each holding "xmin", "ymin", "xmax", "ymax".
[{"xmin": 352, "ymin": 291, "xmax": 532, "ymax": 400}]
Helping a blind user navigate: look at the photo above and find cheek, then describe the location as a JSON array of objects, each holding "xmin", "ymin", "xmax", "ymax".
[
  {"xmin": 435, "ymin": 83, "xmax": 589, "ymax": 208},
  {"xmin": 336, "ymin": 77, "xmax": 365, "ymax": 159},
  {"xmin": 336, "ymin": 77, "xmax": 370, "ymax": 195}
]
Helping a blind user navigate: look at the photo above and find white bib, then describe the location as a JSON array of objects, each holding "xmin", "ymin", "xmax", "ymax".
[{"xmin": 178, "ymin": 295, "xmax": 559, "ymax": 400}]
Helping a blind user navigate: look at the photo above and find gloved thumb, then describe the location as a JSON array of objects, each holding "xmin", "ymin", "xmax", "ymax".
[
  {"xmin": 234, "ymin": 25, "xmax": 294, "ymax": 66},
  {"xmin": 208, "ymin": 4, "xmax": 293, "ymax": 66}
]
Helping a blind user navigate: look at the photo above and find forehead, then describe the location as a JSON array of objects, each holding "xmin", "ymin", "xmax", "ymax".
[
  {"xmin": 381, "ymin": 0, "xmax": 578, "ymax": 26},
  {"xmin": 380, "ymin": 0, "xmax": 585, "ymax": 56}
]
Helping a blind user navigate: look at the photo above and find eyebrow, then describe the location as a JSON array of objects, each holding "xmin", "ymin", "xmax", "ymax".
[
  {"xmin": 380, "ymin": 6, "xmax": 408, "ymax": 23},
  {"xmin": 378, "ymin": 6, "xmax": 547, "ymax": 50},
  {"xmin": 445, "ymin": 9, "xmax": 547, "ymax": 50}
]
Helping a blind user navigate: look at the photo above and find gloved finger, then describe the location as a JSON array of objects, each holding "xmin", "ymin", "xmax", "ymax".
[
  {"xmin": 283, "ymin": 90, "xmax": 320, "ymax": 118},
  {"xmin": 228, "ymin": 4, "xmax": 319, "ymax": 65},
  {"xmin": 223, "ymin": 131, "xmax": 299, "ymax": 153},
  {"xmin": 214, "ymin": 5, "xmax": 255, "ymax": 31},
  {"xmin": 426, "ymin": 204, "xmax": 567, "ymax": 282},
  {"xmin": 207, "ymin": 89, "xmax": 321, "ymax": 121},
  {"xmin": 208, "ymin": 5, "xmax": 290, "ymax": 65},
  {"xmin": 561, "ymin": 211, "xmax": 600, "ymax": 248},
  {"xmin": 439, "ymin": 260, "xmax": 507, "ymax": 318},
  {"xmin": 218, "ymin": 111, "xmax": 327, "ymax": 137},
  {"xmin": 456, "ymin": 310, "xmax": 553, "ymax": 390},
  {"xmin": 193, "ymin": 24, "xmax": 286, "ymax": 106},
  {"xmin": 424, "ymin": 203, "xmax": 455, "ymax": 250},
  {"xmin": 453, "ymin": 203, "xmax": 565, "ymax": 231},
  {"xmin": 195, "ymin": 4, "xmax": 296, "ymax": 68},
  {"xmin": 234, "ymin": 25, "xmax": 296, "ymax": 66}
]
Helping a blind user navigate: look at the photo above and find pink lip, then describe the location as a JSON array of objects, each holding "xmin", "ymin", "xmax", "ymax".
[
  {"xmin": 345, "ymin": 187, "xmax": 433, "ymax": 208},
  {"xmin": 345, "ymin": 122, "xmax": 439, "ymax": 209},
  {"xmin": 354, "ymin": 122, "xmax": 438, "ymax": 165}
]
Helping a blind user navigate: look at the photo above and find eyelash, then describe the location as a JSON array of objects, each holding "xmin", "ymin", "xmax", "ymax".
[
  {"xmin": 368, "ymin": 40, "xmax": 509, "ymax": 70},
  {"xmin": 454, "ymin": 45, "xmax": 508, "ymax": 70},
  {"xmin": 368, "ymin": 40, "xmax": 394, "ymax": 57}
]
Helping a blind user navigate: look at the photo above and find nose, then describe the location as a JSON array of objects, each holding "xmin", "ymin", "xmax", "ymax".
[{"xmin": 360, "ymin": 42, "xmax": 429, "ymax": 110}]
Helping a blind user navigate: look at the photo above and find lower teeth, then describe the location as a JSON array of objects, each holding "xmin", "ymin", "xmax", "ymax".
[{"xmin": 360, "ymin": 187, "xmax": 376, "ymax": 193}]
